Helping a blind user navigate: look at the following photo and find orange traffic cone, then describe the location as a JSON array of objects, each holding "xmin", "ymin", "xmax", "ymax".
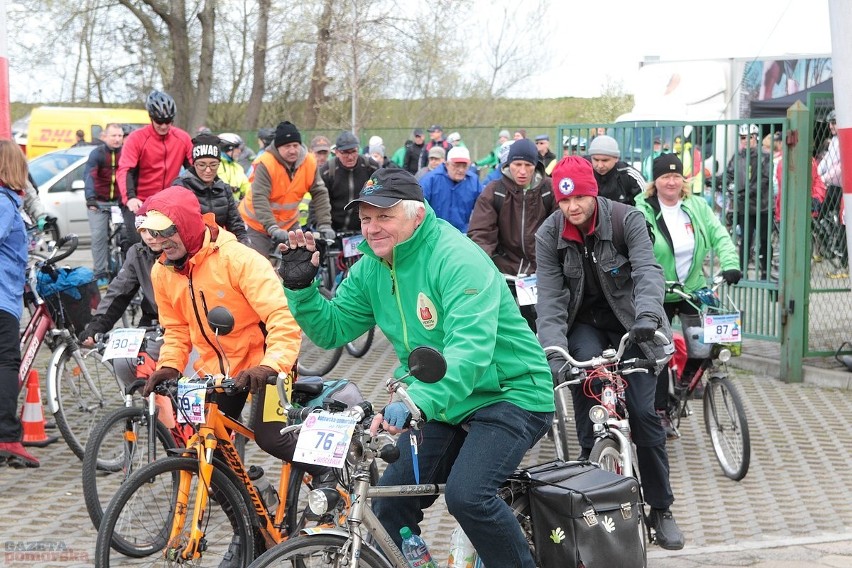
[{"xmin": 20, "ymin": 369, "xmax": 59, "ymax": 447}]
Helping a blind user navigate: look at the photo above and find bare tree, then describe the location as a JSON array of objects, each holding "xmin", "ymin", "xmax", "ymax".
[
  {"xmin": 111, "ymin": 0, "xmax": 215, "ymax": 130},
  {"xmin": 304, "ymin": 0, "xmax": 333, "ymax": 130},
  {"xmin": 243, "ymin": 0, "xmax": 271, "ymax": 130}
]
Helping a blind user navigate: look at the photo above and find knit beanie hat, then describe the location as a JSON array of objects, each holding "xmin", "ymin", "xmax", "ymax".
[
  {"xmin": 191, "ymin": 133, "xmax": 221, "ymax": 162},
  {"xmin": 587, "ymin": 135, "xmax": 621, "ymax": 158},
  {"xmin": 506, "ymin": 139, "xmax": 538, "ymax": 165},
  {"xmin": 652, "ymin": 153, "xmax": 684, "ymax": 181},
  {"xmin": 274, "ymin": 121, "xmax": 302, "ymax": 147},
  {"xmin": 551, "ymin": 157, "xmax": 599, "ymax": 201}
]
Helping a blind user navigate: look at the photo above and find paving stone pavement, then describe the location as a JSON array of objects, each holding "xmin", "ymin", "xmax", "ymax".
[{"xmin": 3, "ymin": 329, "xmax": 852, "ymax": 567}]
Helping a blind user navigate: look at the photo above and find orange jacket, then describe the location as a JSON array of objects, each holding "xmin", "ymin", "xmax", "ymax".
[
  {"xmin": 240, "ymin": 149, "xmax": 317, "ymax": 233},
  {"xmin": 152, "ymin": 225, "xmax": 301, "ymax": 376}
]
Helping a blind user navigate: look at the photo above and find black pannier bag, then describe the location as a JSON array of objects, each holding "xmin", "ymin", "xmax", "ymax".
[{"xmin": 523, "ymin": 460, "xmax": 645, "ymax": 568}]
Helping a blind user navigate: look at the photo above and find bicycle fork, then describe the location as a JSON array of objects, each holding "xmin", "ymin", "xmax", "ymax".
[{"xmin": 594, "ymin": 420, "xmax": 636, "ymax": 476}]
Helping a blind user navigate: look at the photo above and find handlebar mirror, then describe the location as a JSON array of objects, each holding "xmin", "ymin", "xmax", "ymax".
[
  {"xmin": 207, "ymin": 306, "xmax": 235, "ymax": 336},
  {"xmin": 407, "ymin": 346, "xmax": 446, "ymax": 384}
]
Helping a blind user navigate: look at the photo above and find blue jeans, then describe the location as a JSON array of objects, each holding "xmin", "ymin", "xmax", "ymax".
[
  {"xmin": 372, "ymin": 402, "xmax": 551, "ymax": 568},
  {"xmin": 87, "ymin": 203, "xmax": 114, "ymax": 279}
]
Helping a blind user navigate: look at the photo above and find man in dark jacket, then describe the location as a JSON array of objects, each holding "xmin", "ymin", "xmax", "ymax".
[
  {"xmin": 585, "ymin": 135, "xmax": 646, "ymax": 205},
  {"xmin": 418, "ymin": 124, "xmax": 453, "ymax": 169},
  {"xmin": 84, "ymin": 123, "xmax": 125, "ymax": 284},
  {"xmin": 320, "ymin": 131, "xmax": 380, "ymax": 232},
  {"xmin": 535, "ymin": 156, "xmax": 683, "ymax": 551},
  {"xmin": 534, "ymin": 134, "xmax": 557, "ymax": 170},
  {"xmin": 171, "ymin": 133, "xmax": 248, "ymax": 244},
  {"xmin": 468, "ymin": 139, "xmax": 556, "ymax": 330},
  {"xmin": 725, "ymin": 124, "xmax": 772, "ymax": 279},
  {"xmin": 402, "ymin": 128, "xmax": 425, "ymax": 175}
]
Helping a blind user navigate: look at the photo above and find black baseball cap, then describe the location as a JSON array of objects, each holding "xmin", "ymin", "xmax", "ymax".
[
  {"xmin": 344, "ymin": 168, "xmax": 424, "ymax": 210},
  {"xmin": 427, "ymin": 125, "xmax": 442, "ymax": 133},
  {"xmin": 335, "ymin": 131, "xmax": 360, "ymax": 151}
]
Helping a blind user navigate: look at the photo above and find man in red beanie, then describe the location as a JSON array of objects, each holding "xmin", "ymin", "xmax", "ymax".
[{"xmin": 534, "ymin": 156, "xmax": 684, "ymax": 551}]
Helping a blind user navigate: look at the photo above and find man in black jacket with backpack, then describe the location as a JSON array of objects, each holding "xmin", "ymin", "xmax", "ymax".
[{"xmin": 319, "ymin": 131, "xmax": 380, "ymax": 232}]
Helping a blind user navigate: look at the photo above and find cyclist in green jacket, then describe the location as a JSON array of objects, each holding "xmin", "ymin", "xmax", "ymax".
[
  {"xmin": 634, "ymin": 153, "xmax": 741, "ymax": 435},
  {"xmin": 279, "ymin": 168, "xmax": 554, "ymax": 568}
]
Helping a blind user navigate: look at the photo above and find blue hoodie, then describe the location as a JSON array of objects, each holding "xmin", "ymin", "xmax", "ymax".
[{"xmin": 0, "ymin": 187, "xmax": 27, "ymax": 320}]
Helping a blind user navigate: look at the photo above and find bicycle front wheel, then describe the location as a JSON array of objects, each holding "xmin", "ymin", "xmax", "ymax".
[
  {"xmin": 248, "ymin": 534, "xmax": 389, "ymax": 568},
  {"xmin": 589, "ymin": 437, "xmax": 626, "ymax": 475},
  {"xmin": 81, "ymin": 405, "xmax": 177, "ymax": 529},
  {"xmin": 95, "ymin": 456, "xmax": 255, "ymax": 563},
  {"xmin": 51, "ymin": 345, "xmax": 121, "ymax": 460},
  {"xmin": 703, "ymin": 376, "xmax": 751, "ymax": 481},
  {"xmin": 344, "ymin": 327, "xmax": 375, "ymax": 358}
]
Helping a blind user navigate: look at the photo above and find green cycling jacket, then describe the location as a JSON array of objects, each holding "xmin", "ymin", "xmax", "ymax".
[
  {"xmin": 634, "ymin": 192, "xmax": 739, "ymax": 303},
  {"xmin": 285, "ymin": 204, "xmax": 554, "ymax": 425}
]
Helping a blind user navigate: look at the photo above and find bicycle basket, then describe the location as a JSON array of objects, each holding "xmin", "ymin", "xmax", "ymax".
[{"xmin": 36, "ymin": 266, "xmax": 100, "ymax": 335}]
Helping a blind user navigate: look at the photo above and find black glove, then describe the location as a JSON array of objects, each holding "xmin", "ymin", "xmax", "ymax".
[
  {"xmin": 143, "ymin": 366, "xmax": 180, "ymax": 397},
  {"xmin": 270, "ymin": 228, "xmax": 290, "ymax": 245},
  {"xmin": 86, "ymin": 199, "xmax": 99, "ymax": 209},
  {"xmin": 78, "ymin": 323, "xmax": 98, "ymax": 343},
  {"xmin": 234, "ymin": 365, "xmax": 277, "ymax": 394},
  {"xmin": 278, "ymin": 246, "xmax": 319, "ymax": 289},
  {"xmin": 721, "ymin": 269, "xmax": 742, "ymax": 285},
  {"xmin": 629, "ymin": 315, "xmax": 659, "ymax": 344},
  {"xmin": 548, "ymin": 355, "xmax": 569, "ymax": 386}
]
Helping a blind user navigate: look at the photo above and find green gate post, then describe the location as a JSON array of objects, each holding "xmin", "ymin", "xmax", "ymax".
[{"xmin": 779, "ymin": 102, "xmax": 811, "ymax": 383}]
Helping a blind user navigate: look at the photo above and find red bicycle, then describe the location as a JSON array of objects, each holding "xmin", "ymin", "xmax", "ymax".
[{"xmin": 21, "ymin": 235, "xmax": 119, "ymax": 459}]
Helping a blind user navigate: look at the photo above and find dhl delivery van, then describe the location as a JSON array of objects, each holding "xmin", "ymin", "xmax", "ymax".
[{"xmin": 25, "ymin": 106, "xmax": 151, "ymax": 158}]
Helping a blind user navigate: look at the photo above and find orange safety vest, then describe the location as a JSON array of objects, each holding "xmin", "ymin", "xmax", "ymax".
[{"xmin": 240, "ymin": 151, "xmax": 316, "ymax": 233}]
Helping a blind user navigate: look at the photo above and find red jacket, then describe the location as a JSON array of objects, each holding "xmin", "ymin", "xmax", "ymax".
[{"xmin": 117, "ymin": 124, "xmax": 192, "ymax": 203}]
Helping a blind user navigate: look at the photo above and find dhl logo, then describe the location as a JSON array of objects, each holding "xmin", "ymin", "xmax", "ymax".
[{"xmin": 37, "ymin": 129, "xmax": 75, "ymax": 143}]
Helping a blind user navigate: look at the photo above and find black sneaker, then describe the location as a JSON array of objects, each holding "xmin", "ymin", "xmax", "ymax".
[
  {"xmin": 218, "ymin": 536, "xmax": 241, "ymax": 568},
  {"xmin": 648, "ymin": 508, "xmax": 685, "ymax": 550}
]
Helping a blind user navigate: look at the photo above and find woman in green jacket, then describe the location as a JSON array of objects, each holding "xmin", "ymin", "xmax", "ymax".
[{"xmin": 634, "ymin": 153, "xmax": 741, "ymax": 436}]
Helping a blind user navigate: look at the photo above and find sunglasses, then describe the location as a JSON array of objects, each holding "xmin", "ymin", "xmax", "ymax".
[
  {"xmin": 146, "ymin": 225, "xmax": 178, "ymax": 239},
  {"xmin": 152, "ymin": 117, "xmax": 173, "ymax": 125}
]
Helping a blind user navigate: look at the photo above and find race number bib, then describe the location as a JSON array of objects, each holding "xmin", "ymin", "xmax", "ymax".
[
  {"xmin": 110, "ymin": 205, "xmax": 124, "ymax": 225},
  {"xmin": 293, "ymin": 411, "xmax": 357, "ymax": 468},
  {"xmin": 342, "ymin": 234, "xmax": 365, "ymax": 258},
  {"xmin": 703, "ymin": 313, "xmax": 742, "ymax": 343},
  {"xmin": 515, "ymin": 275, "xmax": 538, "ymax": 306},
  {"xmin": 101, "ymin": 328, "xmax": 146, "ymax": 360},
  {"xmin": 176, "ymin": 378, "xmax": 206, "ymax": 424}
]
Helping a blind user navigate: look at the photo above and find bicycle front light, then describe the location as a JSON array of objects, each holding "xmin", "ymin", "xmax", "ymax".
[
  {"xmin": 589, "ymin": 405, "xmax": 608, "ymax": 425},
  {"xmin": 712, "ymin": 343, "xmax": 733, "ymax": 362},
  {"xmin": 307, "ymin": 487, "xmax": 340, "ymax": 516}
]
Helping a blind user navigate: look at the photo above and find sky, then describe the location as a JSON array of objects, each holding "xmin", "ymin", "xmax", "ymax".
[
  {"xmin": 505, "ymin": 0, "xmax": 832, "ymax": 98},
  {"xmin": 4, "ymin": 0, "xmax": 834, "ymax": 102}
]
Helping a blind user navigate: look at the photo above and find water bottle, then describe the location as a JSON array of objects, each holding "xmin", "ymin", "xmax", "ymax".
[
  {"xmin": 247, "ymin": 465, "xmax": 279, "ymax": 515},
  {"xmin": 447, "ymin": 524, "xmax": 477, "ymax": 568},
  {"xmin": 399, "ymin": 526, "xmax": 437, "ymax": 568}
]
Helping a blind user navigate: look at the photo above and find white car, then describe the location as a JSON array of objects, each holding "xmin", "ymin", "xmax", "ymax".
[{"xmin": 28, "ymin": 145, "xmax": 96, "ymax": 243}]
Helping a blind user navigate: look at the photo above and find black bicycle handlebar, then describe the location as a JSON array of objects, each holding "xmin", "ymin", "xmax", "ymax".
[{"xmin": 43, "ymin": 234, "xmax": 79, "ymax": 266}]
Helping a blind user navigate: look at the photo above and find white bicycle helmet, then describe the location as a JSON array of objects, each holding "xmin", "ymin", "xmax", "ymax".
[
  {"xmin": 738, "ymin": 124, "xmax": 760, "ymax": 137},
  {"xmin": 219, "ymin": 132, "xmax": 243, "ymax": 152}
]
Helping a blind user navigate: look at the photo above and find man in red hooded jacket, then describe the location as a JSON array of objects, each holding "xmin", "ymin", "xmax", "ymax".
[{"xmin": 138, "ymin": 187, "xmax": 327, "ymax": 482}]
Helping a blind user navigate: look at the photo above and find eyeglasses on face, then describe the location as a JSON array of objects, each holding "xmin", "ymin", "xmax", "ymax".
[
  {"xmin": 195, "ymin": 162, "xmax": 219, "ymax": 171},
  {"xmin": 146, "ymin": 225, "xmax": 178, "ymax": 239},
  {"xmin": 152, "ymin": 117, "xmax": 174, "ymax": 125}
]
